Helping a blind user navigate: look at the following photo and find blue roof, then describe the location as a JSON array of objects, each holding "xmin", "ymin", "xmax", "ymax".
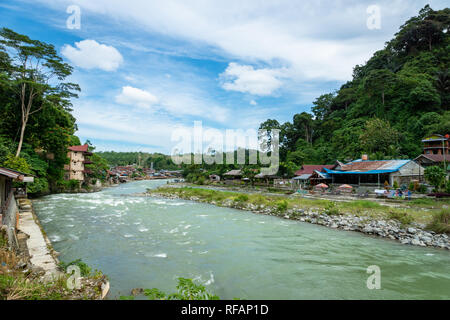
[
  {"xmin": 324, "ymin": 159, "xmax": 411, "ymax": 175},
  {"xmin": 314, "ymin": 170, "xmax": 331, "ymax": 179}
]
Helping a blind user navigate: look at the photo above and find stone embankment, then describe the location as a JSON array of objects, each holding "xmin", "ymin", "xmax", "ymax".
[
  {"xmin": 148, "ymin": 192, "xmax": 450, "ymax": 251},
  {"xmin": 16, "ymin": 198, "xmax": 61, "ymax": 280}
]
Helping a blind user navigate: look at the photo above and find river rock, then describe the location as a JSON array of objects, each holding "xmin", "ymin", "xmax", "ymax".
[{"xmin": 362, "ymin": 226, "xmax": 373, "ymax": 233}]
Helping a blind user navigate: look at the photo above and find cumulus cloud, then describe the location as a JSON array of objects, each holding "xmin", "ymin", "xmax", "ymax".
[
  {"xmin": 40, "ymin": 0, "xmax": 435, "ymax": 81},
  {"xmin": 114, "ymin": 85, "xmax": 229, "ymax": 122},
  {"xmin": 220, "ymin": 63, "xmax": 285, "ymax": 96},
  {"xmin": 115, "ymin": 86, "xmax": 159, "ymax": 109},
  {"xmin": 62, "ymin": 39, "xmax": 123, "ymax": 71}
]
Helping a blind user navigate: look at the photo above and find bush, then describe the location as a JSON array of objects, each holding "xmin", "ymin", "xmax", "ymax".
[
  {"xmin": 425, "ymin": 166, "xmax": 446, "ymax": 191},
  {"xmin": 143, "ymin": 278, "xmax": 219, "ymax": 300},
  {"xmin": 393, "ymin": 181, "xmax": 399, "ymax": 189},
  {"xmin": 27, "ymin": 177, "xmax": 49, "ymax": 195},
  {"xmin": 417, "ymin": 184, "xmax": 427, "ymax": 194},
  {"xmin": 235, "ymin": 194, "xmax": 249, "ymax": 202},
  {"xmin": 275, "ymin": 200, "xmax": 288, "ymax": 213},
  {"xmin": 2, "ymin": 154, "xmax": 31, "ymax": 173},
  {"xmin": 388, "ymin": 211, "xmax": 413, "ymax": 226},
  {"xmin": 68, "ymin": 179, "xmax": 79, "ymax": 191},
  {"xmin": 58, "ymin": 259, "xmax": 92, "ymax": 277},
  {"xmin": 426, "ymin": 210, "xmax": 450, "ymax": 234},
  {"xmin": 196, "ymin": 176, "xmax": 205, "ymax": 185},
  {"xmin": 323, "ymin": 202, "xmax": 341, "ymax": 215}
]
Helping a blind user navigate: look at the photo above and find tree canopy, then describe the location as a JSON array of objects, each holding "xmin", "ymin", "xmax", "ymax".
[{"xmin": 259, "ymin": 5, "xmax": 450, "ymax": 166}]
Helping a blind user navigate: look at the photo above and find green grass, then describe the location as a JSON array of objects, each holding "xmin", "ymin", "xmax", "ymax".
[
  {"xmin": 387, "ymin": 210, "xmax": 414, "ymax": 226},
  {"xmin": 426, "ymin": 210, "xmax": 450, "ymax": 234}
]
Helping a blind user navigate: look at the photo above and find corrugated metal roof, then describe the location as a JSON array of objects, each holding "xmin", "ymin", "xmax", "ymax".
[
  {"xmin": 224, "ymin": 170, "xmax": 242, "ymax": 176},
  {"xmin": 314, "ymin": 170, "xmax": 331, "ymax": 179},
  {"xmin": 324, "ymin": 159, "xmax": 410, "ymax": 175},
  {"xmin": 294, "ymin": 165, "xmax": 335, "ymax": 176},
  {"xmin": 415, "ymin": 154, "xmax": 449, "ymax": 163},
  {"xmin": 0, "ymin": 167, "xmax": 23, "ymax": 180},
  {"xmin": 293, "ymin": 174, "xmax": 312, "ymax": 180}
]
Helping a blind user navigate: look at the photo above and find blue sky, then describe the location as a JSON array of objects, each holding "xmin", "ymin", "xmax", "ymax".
[{"xmin": 1, "ymin": 0, "xmax": 448, "ymax": 153}]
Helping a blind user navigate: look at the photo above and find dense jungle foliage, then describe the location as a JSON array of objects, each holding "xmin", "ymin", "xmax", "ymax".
[
  {"xmin": 259, "ymin": 5, "xmax": 450, "ymax": 167},
  {"xmin": 0, "ymin": 28, "xmax": 108, "ymax": 195}
]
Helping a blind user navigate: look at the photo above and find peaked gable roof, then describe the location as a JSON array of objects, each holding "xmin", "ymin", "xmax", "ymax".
[
  {"xmin": 324, "ymin": 159, "xmax": 410, "ymax": 175},
  {"xmin": 68, "ymin": 144, "xmax": 89, "ymax": 152},
  {"xmin": 415, "ymin": 154, "xmax": 449, "ymax": 163},
  {"xmin": 295, "ymin": 165, "xmax": 335, "ymax": 176},
  {"xmin": 224, "ymin": 169, "xmax": 242, "ymax": 176}
]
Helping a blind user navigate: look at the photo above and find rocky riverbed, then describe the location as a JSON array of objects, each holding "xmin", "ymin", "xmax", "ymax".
[{"xmin": 146, "ymin": 192, "xmax": 450, "ymax": 251}]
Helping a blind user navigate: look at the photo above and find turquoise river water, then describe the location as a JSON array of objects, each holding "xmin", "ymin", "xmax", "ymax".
[{"xmin": 33, "ymin": 180, "xmax": 450, "ymax": 299}]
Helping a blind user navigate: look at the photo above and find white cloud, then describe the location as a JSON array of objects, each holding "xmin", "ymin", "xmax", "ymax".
[
  {"xmin": 220, "ymin": 63, "xmax": 285, "ymax": 96},
  {"xmin": 115, "ymin": 86, "xmax": 159, "ymax": 109},
  {"xmin": 62, "ymin": 39, "xmax": 123, "ymax": 71},
  {"xmin": 250, "ymin": 100, "xmax": 257, "ymax": 105},
  {"xmin": 39, "ymin": 0, "xmax": 434, "ymax": 82},
  {"xmin": 160, "ymin": 92, "xmax": 229, "ymax": 123}
]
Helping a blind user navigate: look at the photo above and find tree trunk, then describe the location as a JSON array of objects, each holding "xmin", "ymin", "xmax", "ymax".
[{"xmin": 15, "ymin": 120, "xmax": 27, "ymax": 157}]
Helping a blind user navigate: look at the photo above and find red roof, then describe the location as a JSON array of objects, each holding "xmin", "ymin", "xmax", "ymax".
[
  {"xmin": 417, "ymin": 154, "xmax": 449, "ymax": 163},
  {"xmin": 295, "ymin": 165, "xmax": 335, "ymax": 176},
  {"xmin": 68, "ymin": 144, "xmax": 89, "ymax": 152}
]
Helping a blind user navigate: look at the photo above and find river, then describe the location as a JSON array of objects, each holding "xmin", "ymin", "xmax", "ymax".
[{"xmin": 32, "ymin": 180, "xmax": 450, "ymax": 299}]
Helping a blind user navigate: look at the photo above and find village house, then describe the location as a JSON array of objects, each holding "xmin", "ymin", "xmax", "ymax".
[
  {"xmin": 223, "ymin": 169, "xmax": 243, "ymax": 184},
  {"xmin": 323, "ymin": 157, "xmax": 425, "ymax": 188},
  {"xmin": 254, "ymin": 172, "xmax": 279, "ymax": 186},
  {"xmin": 414, "ymin": 134, "xmax": 450, "ymax": 174},
  {"xmin": 64, "ymin": 144, "xmax": 93, "ymax": 183},
  {"xmin": 293, "ymin": 165, "xmax": 336, "ymax": 188}
]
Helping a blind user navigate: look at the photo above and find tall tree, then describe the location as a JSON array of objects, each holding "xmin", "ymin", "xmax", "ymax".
[
  {"xmin": 363, "ymin": 69, "xmax": 396, "ymax": 112},
  {"xmin": 293, "ymin": 112, "xmax": 314, "ymax": 145},
  {"xmin": 360, "ymin": 118, "xmax": 400, "ymax": 156},
  {"xmin": 0, "ymin": 28, "xmax": 79, "ymax": 157}
]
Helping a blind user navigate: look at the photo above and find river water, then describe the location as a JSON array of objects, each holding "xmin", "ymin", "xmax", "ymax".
[{"xmin": 33, "ymin": 180, "xmax": 450, "ymax": 299}]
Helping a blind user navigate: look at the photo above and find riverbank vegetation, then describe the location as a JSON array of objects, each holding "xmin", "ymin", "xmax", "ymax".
[
  {"xmin": 121, "ymin": 278, "xmax": 220, "ymax": 300},
  {"xmin": 427, "ymin": 210, "xmax": 450, "ymax": 233},
  {"xmin": 148, "ymin": 186, "xmax": 450, "ymax": 231},
  {"xmin": 0, "ymin": 232, "xmax": 107, "ymax": 300}
]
